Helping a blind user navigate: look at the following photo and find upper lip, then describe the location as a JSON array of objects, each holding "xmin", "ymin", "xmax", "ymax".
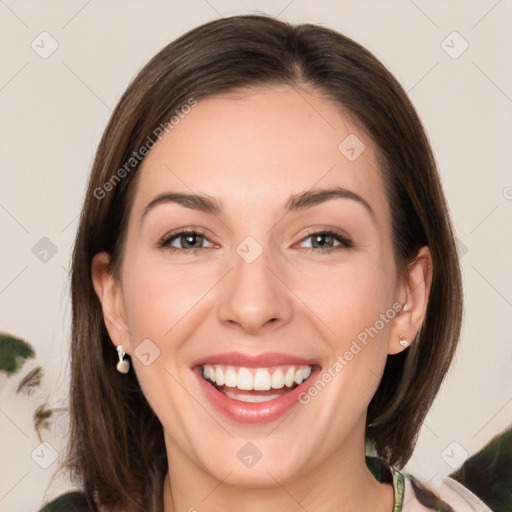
[{"xmin": 190, "ymin": 351, "xmax": 320, "ymax": 369}]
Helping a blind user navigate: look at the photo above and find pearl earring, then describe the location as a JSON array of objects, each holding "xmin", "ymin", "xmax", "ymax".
[
  {"xmin": 399, "ymin": 335, "xmax": 409, "ymax": 347},
  {"xmin": 116, "ymin": 345, "xmax": 130, "ymax": 374}
]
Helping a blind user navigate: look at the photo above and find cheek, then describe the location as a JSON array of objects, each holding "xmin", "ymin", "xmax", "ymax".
[
  {"xmin": 121, "ymin": 254, "xmax": 217, "ymax": 343},
  {"xmin": 293, "ymin": 265, "xmax": 396, "ymax": 430},
  {"xmin": 289, "ymin": 255, "xmax": 397, "ymax": 349},
  {"xmin": 121, "ymin": 243, "xmax": 397, "ymax": 358},
  {"xmin": 288, "ymin": 256, "xmax": 397, "ymax": 415},
  {"xmin": 119, "ymin": 255, "xmax": 210, "ymax": 427}
]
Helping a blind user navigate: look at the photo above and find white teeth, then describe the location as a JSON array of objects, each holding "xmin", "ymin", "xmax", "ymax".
[
  {"xmin": 224, "ymin": 368, "xmax": 237, "ymax": 388},
  {"xmin": 254, "ymin": 369, "xmax": 271, "ymax": 390},
  {"xmin": 237, "ymin": 368, "xmax": 253, "ymax": 390},
  {"xmin": 223, "ymin": 390, "xmax": 283, "ymax": 403},
  {"xmin": 201, "ymin": 364, "xmax": 313, "ymax": 392},
  {"xmin": 302, "ymin": 366, "xmax": 312, "ymax": 381},
  {"xmin": 271, "ymin": 368, "xmax": 285, "ymax": 389},
  {"xmin": 284, "ymin": 367, "xmax": 295, "ymax": 387},
  {"xmin": 215, "ymin": 366, "xmax": 224, "ymax": 386}
]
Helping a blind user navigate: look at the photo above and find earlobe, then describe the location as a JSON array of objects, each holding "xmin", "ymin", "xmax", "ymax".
[
  {"xmin": 91, "ymin": 252, "xmax": 131, "ymax": 352},
  {"xmin": 388, "ymin": 246, "xmax": 433, "ymax": 355}
]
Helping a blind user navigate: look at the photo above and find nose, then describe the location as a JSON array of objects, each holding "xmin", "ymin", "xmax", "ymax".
[{"xmin": 217, "ymin": 246, "xmax": 293, "ymax": 335}]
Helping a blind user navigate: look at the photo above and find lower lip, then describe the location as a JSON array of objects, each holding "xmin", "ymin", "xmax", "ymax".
[{"xmin": 194, "ymin": 367, "xmax": 320, "ymax": 424}]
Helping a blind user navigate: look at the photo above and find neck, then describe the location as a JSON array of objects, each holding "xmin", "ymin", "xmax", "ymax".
[{"xmin": 162, "ymin": 427, "xmax": 394, "ymax": 512}]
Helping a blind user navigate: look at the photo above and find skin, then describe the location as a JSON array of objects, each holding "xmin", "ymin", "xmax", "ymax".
[{"xmin": 92, "ymin": 84, "xmax": 432, "ymax": 512}]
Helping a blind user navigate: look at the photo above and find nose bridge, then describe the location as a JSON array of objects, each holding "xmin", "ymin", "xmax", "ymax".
[{"xmin": 217, "ymin": 235, "xmax": 293, "ymax": 332}]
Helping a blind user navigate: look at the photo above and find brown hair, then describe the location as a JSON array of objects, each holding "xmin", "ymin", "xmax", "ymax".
[{"xmin": 67, "ymin": 14, "xmax": 463, "ymax": 511}]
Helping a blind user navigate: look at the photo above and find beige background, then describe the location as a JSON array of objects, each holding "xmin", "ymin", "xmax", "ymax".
[{"xmin": 1, "ymin": 1, "xmax": 511, "ymax": 510}]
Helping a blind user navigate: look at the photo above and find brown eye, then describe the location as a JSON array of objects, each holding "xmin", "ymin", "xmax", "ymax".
[
  {"xmin": 159, "ymin": 230, "xmax": 214, "ymax": 252},
  {"xmin": 298, "ymin": 231, "xmax": 353, "ymax": 253}
]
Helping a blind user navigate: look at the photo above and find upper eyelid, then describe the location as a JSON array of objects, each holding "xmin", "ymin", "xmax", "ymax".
[
  {"xmin": 159, "ymin": 229, "xmax": 216, "ymax": 248},
  {"xmin": 160, "ymin": 227, "xmax": 352, "ymax": 248}
]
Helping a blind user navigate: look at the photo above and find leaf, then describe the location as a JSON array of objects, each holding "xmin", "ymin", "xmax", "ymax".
[
  {"xmin": 450, "ymin": 427, "xmax": 512, "ymax": 512},
  {"xmin": 33, "ymin": 403, "xmax": 66, "ymax": 442},
  {"xmin": 34, "ymin": 404, "xmax": 53, "ymax": 441},
  {"xmin": 0, "ymin": 332, "xmax": 35, "ymax": 374},
  {"xmin": 16, "ymin": 366, "xmax": 43, "ymax": 394}
]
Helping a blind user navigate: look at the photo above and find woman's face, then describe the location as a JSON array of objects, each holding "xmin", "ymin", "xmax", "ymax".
[{"xmin": 95, "ymin": 85, "xmax": 420, "ymax": 487}]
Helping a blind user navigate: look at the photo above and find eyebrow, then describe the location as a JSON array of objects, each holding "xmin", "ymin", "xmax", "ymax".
[{"xmin": 141, "ymin": 186, "xmax": 374, "ymax": 222}]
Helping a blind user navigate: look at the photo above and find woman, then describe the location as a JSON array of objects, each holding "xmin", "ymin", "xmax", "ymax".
[{"xmin": 40, "ymin": 14, "xmax": 492, "ymax": 512}]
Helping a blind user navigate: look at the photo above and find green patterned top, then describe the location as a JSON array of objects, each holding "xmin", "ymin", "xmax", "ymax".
[
  {"xmin": 366, "ymin": 456, "xmax": 405, "ymax": 511},
  {"xmin": 365, "ymin": 455, "xmax": 493, "ymax": 512}
]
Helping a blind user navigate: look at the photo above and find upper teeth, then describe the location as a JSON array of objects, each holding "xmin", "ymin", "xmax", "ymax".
[{"xmin": 202, "ymin": 365, "xmax": 312, "ymax": 391}]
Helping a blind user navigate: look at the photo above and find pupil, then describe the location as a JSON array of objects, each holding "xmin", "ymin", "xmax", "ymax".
[
  {"xmin": 184, "ymin": 234, "xmax": 201, "ymax": 248},
  {"xmin": 313, "ymin": 234, "xmax": 332, "ymax": 248},
  {"xmin": 181, "ymin": 234, "xmax": 335, "ymax": 249}
]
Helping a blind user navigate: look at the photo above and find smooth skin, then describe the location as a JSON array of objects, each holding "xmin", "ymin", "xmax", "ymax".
[{"xmin": 92, "ymin": 84, "xmax": 432, "ymax": 512}]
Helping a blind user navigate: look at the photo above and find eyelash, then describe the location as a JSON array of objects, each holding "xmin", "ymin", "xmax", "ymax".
[{"xmin": 157, "ymin": 228, "xmax": 353, "ymax": 254}]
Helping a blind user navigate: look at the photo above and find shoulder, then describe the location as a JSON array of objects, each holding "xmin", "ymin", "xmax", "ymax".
[
  {"xmin": 39, "ymin": 491, "xmax": 97, "ymax": 512},
  {"xmin": 366, "ymin": 455, "xmax": 494, "ymax": 512},
  {"xmin": 449, "ymin": 427, "xmax": 512, "ymax": 512},
  {"xmin": 402, "ymin": 473, "xmax": 494, "ymax": 512}
]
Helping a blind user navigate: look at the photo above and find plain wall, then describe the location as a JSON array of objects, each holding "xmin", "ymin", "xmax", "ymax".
[{"xmin": 1, "ymin": 1, "xmax": 511, "ymax": 510}]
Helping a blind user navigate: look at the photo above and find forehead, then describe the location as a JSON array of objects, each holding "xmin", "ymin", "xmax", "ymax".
[{"xmin": 130, "ymin": 85, "xmax": 388, "ymax": 221}]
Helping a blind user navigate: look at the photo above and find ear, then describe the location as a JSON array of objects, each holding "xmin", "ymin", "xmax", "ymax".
[
  {"xmin": 91, "ymin": 252, "xmax": 131, "ymax": 353},
  {"xmin": 388, "ymin": 246, "xmax": 433, "ymax": 355}
]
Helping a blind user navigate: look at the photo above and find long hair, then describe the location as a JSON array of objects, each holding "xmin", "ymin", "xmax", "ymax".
[{"xmin": 67, "ymin": 14, "xmax": 463, "ymax": 511}]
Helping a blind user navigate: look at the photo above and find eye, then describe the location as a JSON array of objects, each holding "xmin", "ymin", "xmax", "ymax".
[
  {"xmin": 157, "ymin": 228, "xmax": 353, "ymax": 254},
  {"xmin": 297, "ymin": 230, "xmax": 353, "ymax": 253},
  {"xmin": 158, "ymin": 230, "xmax": 215, "ymax": 253}
]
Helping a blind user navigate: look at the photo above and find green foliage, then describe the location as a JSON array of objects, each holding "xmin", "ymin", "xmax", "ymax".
[
  {"xmin": 16, "ymin": 366, "xmax": 43, "ymax": 394},
  {"xmin": 0, "ymin": 332, "xmax": 35, "ymax": 374},
  {"xmin": 39, "ymin": 492, "xmax": 92, "ymax": 512},
  {"xmin": 450, "ymin": 427, "xmax": 512, "ymax": 512}
]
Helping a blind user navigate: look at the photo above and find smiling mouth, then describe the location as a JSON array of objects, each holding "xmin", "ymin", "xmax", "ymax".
[{"xmin": 200, "ymin": 364, "xmax": 314, "ymax": 403}]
